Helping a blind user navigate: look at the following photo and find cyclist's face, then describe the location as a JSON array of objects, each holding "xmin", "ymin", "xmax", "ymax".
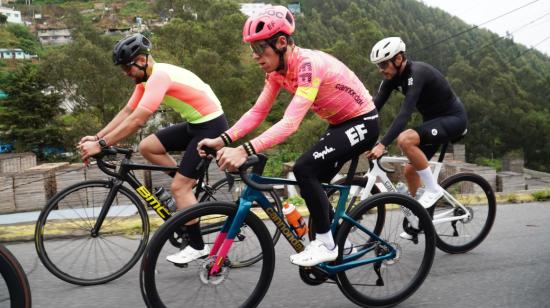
[
  {"xmin": 377, "ymin": 59, "xmax": 398, "ymax": 79},
  {"xmin": 121, "ymin": 57, "xmax": 146, "ymax": 83},
  {"xmin": 250, "ymin": 37, "xmax": 286, "ymax": 73}
]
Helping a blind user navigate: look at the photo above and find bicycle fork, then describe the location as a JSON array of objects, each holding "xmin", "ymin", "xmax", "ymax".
[
  {"xmin": 91, "ymin": 179, "xmax": 123, "ymax": 237},
  {"xmin": 207, "ymin": 200, "xmax": 253, "ymax": 275}
]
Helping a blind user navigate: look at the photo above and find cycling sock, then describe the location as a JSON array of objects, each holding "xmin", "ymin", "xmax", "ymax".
[
  {"xmin": 315, "ymin": 231, "xmax": 336, "ymax": 250},
  {"xmin": 186, "ymin": 222, "xmax": 205, "ymax": 250},
  {"xmin": 416, "ymin": 167, "xmax": 440, "ymax": 192}
]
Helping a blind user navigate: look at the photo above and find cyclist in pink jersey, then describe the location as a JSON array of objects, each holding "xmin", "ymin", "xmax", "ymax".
[
  {"xmin": 198, "ymin": 5, "xmax": 379, "ymax": 266},
  {"xmin": 78, "ymin": 33, "xmax": 228, "ymax": 264}
]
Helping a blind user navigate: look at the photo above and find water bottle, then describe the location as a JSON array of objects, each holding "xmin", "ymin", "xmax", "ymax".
[
  {"xmin": 154, "ymin": 186, "xmax": 177, "ymax": 213},
  {"xmin": 282, "ymin": 202, "xmax": 308, "ymax": 238},
  {"xmin": 396, "ymin": 182, "xmax": 408, "ymax": 195}
]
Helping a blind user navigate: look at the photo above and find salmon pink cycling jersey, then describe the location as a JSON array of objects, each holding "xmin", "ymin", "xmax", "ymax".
[
  {"xmin": 127, "ymin": 63, "xmax": 224, "ymax": 124},
  {"xmin": 226, "ymin": 47, "xmax": 375, "ymax": 153}
]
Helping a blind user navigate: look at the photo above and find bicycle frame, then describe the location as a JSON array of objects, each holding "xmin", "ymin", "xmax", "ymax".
[
  {"xmin": 91, "ymin": 155, "xmax": 175, "ymax": 237},
  {"xmin": 207, "ymin": 173, "xmax": 396, "ymax": 276},
  {"xmin": 357, "ymin": 156, "xmax": 472, "ymax": 226}
]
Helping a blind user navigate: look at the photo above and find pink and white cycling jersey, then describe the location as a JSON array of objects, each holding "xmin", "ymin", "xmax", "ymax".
[
  {"xmin": 226, "ymin": 47, "xmax": 375, "ymax": 153},
  {"xmin": 127, "ymin": 63, "xmax": 223, "ymax": 124}
]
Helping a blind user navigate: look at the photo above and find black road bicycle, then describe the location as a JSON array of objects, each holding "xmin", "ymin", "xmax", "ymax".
[{"xmin": 34, "ymin": 147, "xmax": 282, "ymax": 286}]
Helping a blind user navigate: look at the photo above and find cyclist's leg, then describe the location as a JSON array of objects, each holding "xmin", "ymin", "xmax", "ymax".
[
  {"xmin": 401, "ymin": 116, "xmax": 465, "ymax": 208},
  {"xmin": 140, "ymin": 123, "xmax": 190, "ymax": 177},
  {"xmin": 404, "ymin": 164, "xmax": 422, "ymax": 197},
  {"xmin": 167, "ymin": 116, "xmax": 228, "ymax": 264},
  {"xmin": 402, "ymin": 140, "xmax": 439, "ymax": 197},
  {"xmin": 291, "ymin": 111, "xmax": 379, "ymax": 266}
]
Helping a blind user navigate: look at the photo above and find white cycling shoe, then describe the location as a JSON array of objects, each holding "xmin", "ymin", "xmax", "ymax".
[
  {"xmin": 399, "ymin": 231, "xmax": 415, "ymax": 240},
  {"xmin": 290, "ymin": 240, "xmax": 338, "ymax": 267},
  {"xmin": 166, "ymin": 244, "xmax": 210, "ymax": 265},
  {"xmin": 417, "ymin": 187, "xmax": 444, "ymax": 208}
]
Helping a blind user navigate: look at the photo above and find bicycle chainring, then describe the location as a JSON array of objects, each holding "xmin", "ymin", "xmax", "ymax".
[{"xmin": 299, "ymin": 266, "xmax": 328, "ymax": 285}]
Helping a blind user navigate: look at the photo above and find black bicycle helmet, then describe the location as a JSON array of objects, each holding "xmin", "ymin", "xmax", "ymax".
[{"xmin": 112, "ymin": 33, "xmax": 152, "ymax": 65}]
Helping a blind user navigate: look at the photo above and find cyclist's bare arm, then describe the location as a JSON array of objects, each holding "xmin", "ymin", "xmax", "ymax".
[
  {"xmin": 100, "ymin": 106, "xmax": 152, "ymax": 146},
  {"xmin": 79, "ymin": 105, "xmax": 134, "ymax": 145}
]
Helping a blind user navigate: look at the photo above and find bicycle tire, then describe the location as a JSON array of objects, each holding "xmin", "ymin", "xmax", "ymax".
[
  {"xmin": 35, "ymin": 180, "xmax": 150, "ymax": 285},
  {"xmin": 335, "ymin": 193, "xmax": 436, "ymax": 307},
  {"xmin": 199, "ymin": 176, "xmax": 282, "ymax": 267},
  {"xmin": 0, "ymin": 244, "xmax": 32, "ymax": 308},
  {"xmin": 431, "ymin": 172, "xmax": 497, "ymax": 254},
  {"xmin": 140, "ymin": 202, "xmax": 275, "ymax": 308},
  {"xmin": 308, "ymin": 176, "xmax": 385, "ymax": 240}
]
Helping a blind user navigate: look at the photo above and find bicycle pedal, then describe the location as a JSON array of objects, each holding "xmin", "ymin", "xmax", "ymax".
[{"xmin": 173, "ymin": 263, "xmax": 188, "ymax": 268}]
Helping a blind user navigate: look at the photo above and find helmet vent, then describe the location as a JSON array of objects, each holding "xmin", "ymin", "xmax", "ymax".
[
  {"xmin": 255, "ymin": 22, "xmax": 265, "ymax": 33},
  {"xmin": 285, "ymin": 12, "xmax": 293, "ymax": 25},
  {"xmin": 383, "ymin": 42, "xmax": 391, "ymax": 48}
]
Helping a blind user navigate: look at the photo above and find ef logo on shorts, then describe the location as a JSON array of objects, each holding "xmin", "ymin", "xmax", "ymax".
[{"xmin": 431, "ymin": 129, "xmax": 438, "ymax": 136}]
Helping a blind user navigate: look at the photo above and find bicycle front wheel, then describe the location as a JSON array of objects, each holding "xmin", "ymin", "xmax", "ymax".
[
  {"xmin": 335, "ymin": 193, "xmax": 436, "ymax": 307},
  {"xmin": 432, "ymin": 172, "xmax": 497, "ymax": 253},
  {"xmin": 0, "ymin": 244, "xmax": 32, "ymax": 308},
  {"xmin": 199, "ymin": 176, "xmax": 282, "ymax": 267},
  {"xmin": 140, "ymin": 202, "xmax": 275, "ymax": 308},
  {"xmin": 35, "ymin": 180, "xmax": 150, "ymax": 285}
]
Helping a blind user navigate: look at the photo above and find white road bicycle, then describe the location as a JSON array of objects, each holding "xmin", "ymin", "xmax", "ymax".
[{"xmin": 314, "ymin": 142, "xmax": 497, "ymax": 254}]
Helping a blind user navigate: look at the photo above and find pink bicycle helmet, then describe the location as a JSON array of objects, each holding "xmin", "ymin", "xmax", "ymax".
[{"xmin": 242, "ymin": 5, "xmax": 295, "ymax": 42}]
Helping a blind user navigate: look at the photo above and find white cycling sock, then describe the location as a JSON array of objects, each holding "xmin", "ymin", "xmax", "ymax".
[
  {"xmin": 417, "ymin": 167, "xmax": 440, "ymax": 192},
  {"xmin": 315, "ymin": 231, "xmax": 336, "ymax": 250}
]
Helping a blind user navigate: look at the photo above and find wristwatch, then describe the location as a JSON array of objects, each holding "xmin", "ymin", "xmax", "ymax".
[{"xmin": 98, "ymin": 138, "xmax": 109, "ymax": 149}]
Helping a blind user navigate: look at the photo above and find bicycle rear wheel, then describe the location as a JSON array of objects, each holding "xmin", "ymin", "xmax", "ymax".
[
  {"xmin": 140, "ymin": 202, "xmax": 275, "ymax": 308},
  {"xmin": 335, "ymin": 193, "xmax": 436, "ymax": 307},
  {"xmin": 35, "ymin": 180, "xmax": 150, "ymax": 285},
  {"xmin": 432, "ymin": 172, "xmax": 496, "ymax": 253},
  {"xmin": 0, "ymin": 244, "xmax": 32, "ymax": 308},
  {"xmin": 199, "ymin": 176, "xmax": 282, "ymax": 267},
  {"xmin": 309, "ymin": 176, "xmax": 385, "ymax": 240}
]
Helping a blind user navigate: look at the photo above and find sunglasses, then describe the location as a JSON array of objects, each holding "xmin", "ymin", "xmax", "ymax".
[
  {"xmin": 121, "ymin": 61, "xmax": 138, "ymax": 71},
  {"xmin": 250, "ymin": 41, "xmax": 271, "ymax": 56},
  {"xmin": 377, "ymin": 60, "xmax": 391, "ymax": 69}
]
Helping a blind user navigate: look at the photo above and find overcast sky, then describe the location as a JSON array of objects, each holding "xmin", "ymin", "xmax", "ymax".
[{"xmin": 419, "ymin": 0, "xmax": 550, "ymax": 56}]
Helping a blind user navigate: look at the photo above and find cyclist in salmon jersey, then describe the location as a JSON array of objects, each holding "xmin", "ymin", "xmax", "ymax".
[
  {"xmin": 78, "ymin": 33, "xmax": 228, "ymax": 264},
  {"xmin": 198, "ymin": 5, "xmax": 379, "ymax": 266}
]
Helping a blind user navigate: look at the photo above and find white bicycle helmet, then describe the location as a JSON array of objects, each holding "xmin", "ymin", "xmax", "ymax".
[{"xmin": 370, "ymin": 37, "xmax": 406, "ymax": 64}]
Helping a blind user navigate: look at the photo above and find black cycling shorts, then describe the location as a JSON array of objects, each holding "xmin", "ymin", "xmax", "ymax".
[
  {"xmin": 414, "ymin": 111, "xmax": 467, "ymax": 160},
  {"xmin": 155, "ymin": 115, "xmax": 228, "ymax": 179}
]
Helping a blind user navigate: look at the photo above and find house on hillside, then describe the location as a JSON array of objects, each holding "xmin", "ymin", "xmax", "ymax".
[
  {"xmin": 0, "ymin": 6, "xmax": 22, "ymax": 24},
  {"xmin": 0, "ymin": 48, "xmax": 36, "ymax": 60},
  {"xmin": 36, "ymin": 27, "xmax": 72, "ymax": 45}
]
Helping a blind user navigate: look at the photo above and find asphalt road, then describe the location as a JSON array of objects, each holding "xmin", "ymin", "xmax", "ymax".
[{"xmin": 3, "ymin": 201, "xmax": 550, "ymax": 308}]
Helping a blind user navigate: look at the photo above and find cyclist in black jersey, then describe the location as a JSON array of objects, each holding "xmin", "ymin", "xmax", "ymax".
[{"xmin": 366, "ymin": 37, "xmax": 467, "ymax": 222}]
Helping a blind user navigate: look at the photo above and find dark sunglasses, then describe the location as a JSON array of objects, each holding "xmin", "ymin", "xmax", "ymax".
[
  {"xmin": 250, "ymin": 41, "xmax": 270, "ymax": 56},
  {"xmin": 121, "ymin": 61, "xmax": 138, "ymax": 71},
  {"xmin": 377, "ymin": 60, "xmax": 391, "ymax": 69}
]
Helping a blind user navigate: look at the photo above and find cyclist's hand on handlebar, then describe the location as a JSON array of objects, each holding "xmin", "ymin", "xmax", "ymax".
[
  {"xmin": 217, "ymin": 146, "xmax": 247, "ymax": 172},
  {"xmin": 366, "ymin": 143, "xmax": 385, "ymax": 160},
  {"xmin": 197, "ymin": 137, "xmax": 225, "ymax": 157},
  {"xmin": 78, "ymin": 140, "xmax": 101, "ymax": 161},
  {"xmin": 78, "ymin": 135, "xmax": 98, "ymax": 146}
]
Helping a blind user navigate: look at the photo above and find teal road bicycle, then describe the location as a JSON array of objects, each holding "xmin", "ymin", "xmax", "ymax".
[{"xmin": 140, "ymin": 154, "xmax": 437, "ymax": 308}]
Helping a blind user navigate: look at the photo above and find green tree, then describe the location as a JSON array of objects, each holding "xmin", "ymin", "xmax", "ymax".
[{"xmin": 0, "ymin": 63, "xmax": 65, "ymax": 154}]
